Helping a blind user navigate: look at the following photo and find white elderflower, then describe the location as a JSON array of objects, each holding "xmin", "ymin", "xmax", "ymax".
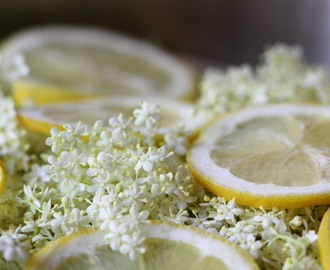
[
  {"xmin": 213, "ymin": 198, "xmax": 244, "ymax": 222},
  {"xmin": 239, "ymin": 234, "xmax": 263, "ymax": 259},
  {"xmin": 50, "ymin": 208, "xmax": 91, "ymax": 237},
  {"xmin": 164, "ymin": 124, "xmax": 190, "ymax": 156},
  {"xmin": 85, "ymin": 193, "xmax": 102, "ymax": 224},
  {"xmin": 225, "ymin": 220, "xmax": 257, "ymax": 244},
  {"xmin": 134, "ymin": 145, "xmax": 171, "ymax": 173},
  {"xmin": 104, "ymin": 213, "xmax": 148, "ymax": 260},
  {"xmin": 46, "ymin": 124, "xmax": 86, "ymax": 154},
  {"xmin": 104, "ymin": 220, "xmax": 131, "ymax": 252},
  {"xmin": 261, "ymin": 219, "xmax": 288, "ymax": 241},
  {"xmin": 302, "ymin": 230, "xmax": 317, "ymax": 244},
  {"xmin": 21, "ymin": 201, "xmax": 53, "ymax": 240},
  {"xmin": 21, "ymin": 185, "xmax": 41, "ymax": 214},
  {"xmin": 0, "ymin": 228, "xmax": 30, "ymax": 266},
  {"xmin": 98, "ymin": 203, "xmax": 123, "ymax": 229},
  {"xmin": 133, "ymin": 101, "xmax": 160, "ymax": 129},
  {"xmin": 108, "ymin": 115, "xmax": 135, "ymax": 147},
  {"xmin": 23, "ymin": 163, "xmax": 50, "ymax": 187},
  {"xmin": 119, "ymin": 230, "xmax": 146, "ymax": 260},
  {"xmin": 87, "ymin": 150, "xmax": 127, "ymax": 181}
]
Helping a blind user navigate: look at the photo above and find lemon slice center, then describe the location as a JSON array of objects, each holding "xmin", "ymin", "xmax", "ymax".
[
  {"xmin": 211, "ymin": 115, "xmax": 330, "ymax": 187},
  {"xmin": 24, "ymin": 43, "xmax": 171, "ymax": 94},
  {"xmin": 53, "ymin": 238, "xmax": 228, "ymax": 270}
]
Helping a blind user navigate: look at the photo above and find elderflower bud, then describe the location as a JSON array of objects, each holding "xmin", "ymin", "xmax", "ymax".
[
  {"xmin": 289, "ymin": 216, "xmax": 303, "ymax": 227},
  {"xmin": 61, "ymin": 196, "xmax": 70, "ymax": 207}
]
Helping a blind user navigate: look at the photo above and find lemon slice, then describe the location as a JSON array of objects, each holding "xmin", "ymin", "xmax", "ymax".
[
  {"xmin": 17, "ymin": 95, "xmax": 207, "ymax": 139},
  {"xmin": 1, "ymin": 25, "xmax": 196, "ymax": 105},
  {"xmin": 188, "ymin": 103, "xmax": 330, "ymax": 209},
  {"xmin": 25, "ymin": 220, "xmax": 259, "ymax": 270},
  {"xmin": 318, "ymin": 207, "xmax": 330, "ymax": 270}
]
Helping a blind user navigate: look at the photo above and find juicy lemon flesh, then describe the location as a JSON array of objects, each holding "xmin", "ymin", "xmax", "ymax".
[
  {"xmin": 211, "ymin": 115, "xmax": 330, "ymax": 187},
  {"xmin": 24, "ymin": 43, "xmax": 171, "ymax": 95},
  {"xmin": 41, "ymin": 104, "xmax": 181, "ymax": 127},
  {"xmin": 53, "ymin": 238, "xmax": 228, "ymax": 270}
]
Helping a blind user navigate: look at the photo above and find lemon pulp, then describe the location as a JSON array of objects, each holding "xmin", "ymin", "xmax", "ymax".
[
  {"xmin": 24, "ymin": 43, "xmax": 170, "ymax": 95},
  {"xmin": 211, "ymin": 115, "xmax": 330, "ymax": 187},
  {"xmin": 54, "ymin": 238, "xmax": 228, "ymax": 270}
]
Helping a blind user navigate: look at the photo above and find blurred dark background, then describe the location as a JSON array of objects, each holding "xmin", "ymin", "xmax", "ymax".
[{"xmin": 0, "ymin": 0, "xmax": 329, "ymax": 70}]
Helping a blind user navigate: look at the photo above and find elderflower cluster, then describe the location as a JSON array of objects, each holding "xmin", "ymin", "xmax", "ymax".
[
  {"xmin": 0, "ymin": 93, "xmax": 30, "ymax": 177},
  {"xmin": 0, "ymin": 54, "xmax": 30, "ymax": 180},
  {"xmin": 0, "ymin": 53, "xmax": 29, "ymax": 94},
  {"xmin": 3, "ymin": 101, "xmax": 198, "ymax": 265},
  {"xmin": 196, "ymin": 43, "xmax": 330, "ymax": 114}
]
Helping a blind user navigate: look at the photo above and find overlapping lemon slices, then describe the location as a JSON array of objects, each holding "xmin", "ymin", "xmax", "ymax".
[
  {"xmin": 188, "ymin": 103, "xmax": 330, "ymax": 209},
  {"xmin": 25, "ymin": 220, "xmax": 260, "ymax": 270},
  {"xmin": 1, "ymin": 25, "xmax": 196, "ymax": 105},
  {"xmin": 17, "ymin": 95, "xmax": 207, "ymax": 139},
  {"xmin": 318, "ymin": 207, "xmax": 330, "ymax": 270}
]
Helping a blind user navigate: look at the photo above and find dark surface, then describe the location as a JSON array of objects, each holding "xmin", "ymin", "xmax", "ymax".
[{"xmin": 0, "ymin": 0, "xmax": 329, "ymax": 69}]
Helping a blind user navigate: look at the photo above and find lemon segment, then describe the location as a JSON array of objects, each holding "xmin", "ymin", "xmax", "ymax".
[
  {"xmin": 25, "ymin": 220, "xmax": 260, "ymax": 270},
  {"xmin": 17, "ymin": 96, "xmax": 208, "ymax": 140},
  {"xmin": 188, "ymin": 103, "xmax": 330, "ymax": 209},
  {"xmin": 318, "ymin": 207, "xmax": 330, "ymax": 270},
  {"xmin": 1, "ymin": 26, "xmax": 196, "ymax": 105}
]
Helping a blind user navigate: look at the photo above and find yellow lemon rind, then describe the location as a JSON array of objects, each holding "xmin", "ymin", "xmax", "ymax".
[
  {"xmin": 0, "ymin": 160, "xmax": 6, "ymax": 195},
  {"xmin": 13, "ymin": 79, "xmax": 92, "ymax": 106},
  {"xmin": 318, "ymin": 207, "xmax": 330, "ymax": 270},
  {"xmin": 17, "ymin": 114, "xmax": 64, "ymax": 135}
]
